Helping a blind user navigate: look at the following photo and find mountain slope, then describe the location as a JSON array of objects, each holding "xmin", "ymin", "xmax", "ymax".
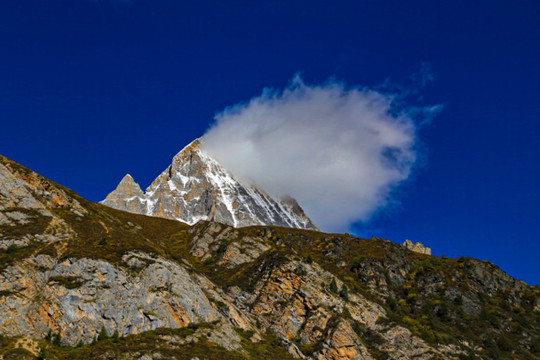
[
  {"xmin": 101, "ymin": 139, "xmax": 318, "ymax": 230},
  {"xmin": 0, "ymin": 154, "xmax": 539, "ymax": 360}
]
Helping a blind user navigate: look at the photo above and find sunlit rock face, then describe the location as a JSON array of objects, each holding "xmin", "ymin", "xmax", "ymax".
[
  {"xmin": 101, "ymin": 174, "xmax": 146, "ymax": 215},
  {"xmin": 101, "ymin": 139, "xmax": 318, "ymax": 230},
  {"xmin": 402, "ymin": 240, "xmax": 432, "ymax": 255}
]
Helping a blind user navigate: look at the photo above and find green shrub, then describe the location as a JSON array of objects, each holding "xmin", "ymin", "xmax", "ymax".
[
  {"xmin": 329, "ymin": 279, "xmax": 338, "ymax": 293},
  {"xmin": 37, "ymin": 348, "xmax": 46, "ymax": 360},
  {"xmin": 97, "ymin": 326, "xmax": 109, "ymax": 341},
  {"xmin": 5, "ymin": 245, "xmax": 18, "ymax": 254},
  {"xmin": 496, "ymin": 335, "xmax": 512, "ymax": 352},
  {"xmin": 49, "ymin": 276, "xmax": 84, "ymax": 289},
  {"xmin": 112, "ymin": 330, "xmax": 120, "ymax": 342},
  {"xmin": 52, "ymin": 332, "xmax": 62, "ymax": 346},
  {"xmin": 350, "ymin": 256, "xmax": 366, "ymax": 270},
  {"xmin": 386, "ymin": 296, "xmax": 398, "ymax": 312},
  {"xmin": 217, "ymin": 239, "xmax": 232, "ymax": 254},
  {"xmin": 436, "ymin": 302, "xmax": 450, "ymax": 322},
  {"xmin": 531, "ymin": 336, "xmax": 540, "ymax": 355},
  {"xmin": 203, "ymin": 257, "xmax": 215, "ymax": 266},
  {"xmin": 339, "ymin": 284, "xmax": 349, "ymax": 300}
]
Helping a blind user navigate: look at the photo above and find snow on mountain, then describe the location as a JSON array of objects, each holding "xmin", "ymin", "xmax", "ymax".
[{"xmin": 101, "ymin": 139, "xmax": 318, "ymax": 230}]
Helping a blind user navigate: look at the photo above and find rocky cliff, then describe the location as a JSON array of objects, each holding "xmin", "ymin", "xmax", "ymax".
[
  {"xmin": 402, "ymin": 240, "xmax": 431, "ymax": 255},
  {"xmin": 0, "ymin": 154, "xmax": 539, "ymax": 360},
  {"xmin": 101, "ymin": 139, "xmax": 318, "ymax": 230}
]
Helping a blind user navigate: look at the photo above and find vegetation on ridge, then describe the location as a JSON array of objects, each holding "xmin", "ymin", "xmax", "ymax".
[{"xmin": 0, "ymin": 154, "xmax": 539, "ymax": 359}]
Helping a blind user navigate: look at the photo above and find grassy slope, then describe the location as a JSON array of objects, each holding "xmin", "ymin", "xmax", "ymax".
[
  {"xmin": 1, "ymin": 154, "xmax": 539, "ymax": 359},
  {"xmin": 1, "ymin": 323, "xmax": 295, "ymax": 360}
]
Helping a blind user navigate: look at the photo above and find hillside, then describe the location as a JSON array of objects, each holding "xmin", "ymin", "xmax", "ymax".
[{"xmin": 0, "ymin": 154, "xmax": 539, "ymax": 359}]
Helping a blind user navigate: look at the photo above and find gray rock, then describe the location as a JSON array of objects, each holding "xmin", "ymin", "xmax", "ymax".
[
  {"xmin": 402, "ymin": 240, "xmax": 431, "ymax": 255},
  {"xmin": 0, "ymin": 252, "xmax": 249, "ymax": 347}
]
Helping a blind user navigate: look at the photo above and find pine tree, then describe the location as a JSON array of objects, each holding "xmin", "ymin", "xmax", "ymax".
[
  {"xmin": 98, "ymin": 326, "xmax": 109, "ymax": 341},
  {"xmin": 37, "ymin": 348, "xmax": 46, "ymax": 360},
  {"xmin": 112, "ymin": 329, "xmax": 120, "ymax": 342},
  {"xmin": 339, "ymin": 284, "xmax": 349, "ymax": 300},
  {"xmin": 45, "ymin": 329, "xmax": 53, "ymax": 343},
  {"xmin": 52, "ymin": 332, "xmax": 62, "ymax": 347},
  {"xmin": 329, "ymin": 279, "xmax": 338, "ymax": 293}
]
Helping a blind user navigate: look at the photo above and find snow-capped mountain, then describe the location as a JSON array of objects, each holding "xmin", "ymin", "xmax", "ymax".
[{"xmin": 101, "ymin": 139, "xmax": 318, "ymax": 230}]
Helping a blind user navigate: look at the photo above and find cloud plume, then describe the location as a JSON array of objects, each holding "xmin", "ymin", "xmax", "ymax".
[{"xmin": 202, "ymin": 76, "xmax": 438, "ymax": 231}]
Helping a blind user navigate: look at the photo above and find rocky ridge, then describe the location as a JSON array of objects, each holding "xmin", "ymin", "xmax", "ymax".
[
  {"xmin": 0, "ymin": 154, "xmax": 539, "ymax": 360},
  {"xmin": 101, "ymin": 139, "xmax": 318, "ymax": 230},
  {"xmin": 402, "ymin": 240, "xmax": 431, "ymax": 255}
]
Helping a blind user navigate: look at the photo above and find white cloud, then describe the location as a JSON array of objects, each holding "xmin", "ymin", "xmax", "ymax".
[{"xmin": 202, "ymin": 75, "xmax": 439, "ymax": 232}]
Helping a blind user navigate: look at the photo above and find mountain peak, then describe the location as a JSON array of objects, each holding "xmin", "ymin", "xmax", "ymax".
[
  {"xmin": 179, "ymin": 137, "xmax": 202, "ymax": 152},
  {"xmin": 102, "ymin": 174, "xmax": 145, "ymax": 214},
  {"xmin": 106, "ymin": 174, "xmax": 143, "ymax": 199},
  {"xmin": 101, "ymin": 138, "xmax": 318, "ymax": 230},
  {"xmin": 122, "ymin": 173, "xmax": 135, "ymax": 181}
]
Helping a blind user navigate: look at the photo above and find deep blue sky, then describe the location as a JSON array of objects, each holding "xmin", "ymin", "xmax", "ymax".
[{"xmin": 1, "ymin": 0, "xmax": 539, "ymax": 284}]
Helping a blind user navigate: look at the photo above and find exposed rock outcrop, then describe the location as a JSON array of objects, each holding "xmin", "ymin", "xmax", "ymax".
[
  {"xmin": 102, "ymin": 174, "xmax": 146, "ymax": 214},
  {"xmin": 402, "ymin": 239, "xmax": 431, "ymax": 255},
  {"xmin": 101, "ymin": 139, "xmax": 318, "ymax": 230},
  {"xmin": 0, "ymin": 252, "xmax": 247, "ymax": 347}
]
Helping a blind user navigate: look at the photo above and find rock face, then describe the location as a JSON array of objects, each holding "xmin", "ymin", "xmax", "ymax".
[
  {"xmin": 0, "ymin": 252, "xmax": 245, "ymax": 347},
  {"xmin": 0, "ymin": 154, "xmax": 539, "ymax": 360},
  {"xmin": 101, "ymin": 174, "xmax": 146, "ymax": 215},
  {"xmin": 402, "ymin": 239, "xmax": 431, "ymax": 255},
  {"xmin": 101, "ymin": 139, "xmax": 318, "ymax": 230}
]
